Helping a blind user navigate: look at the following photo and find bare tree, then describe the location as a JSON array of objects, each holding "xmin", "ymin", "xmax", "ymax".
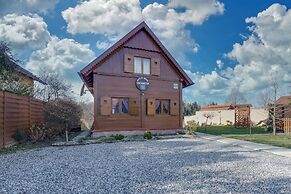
[
  {"xmin": 44, "ymin": 98, "xmax": 82, "ymax": 142},
  {"xmin": 203, "ymin": 112, "xmax": 215, "ymax": 127},
  {"xmin": 271, "ymin": 77, "xmax": 278, "ymax": 135},
  {"xmin": 226, "ymin": 88, "xmax": 246, "ymax": 105},
  {"xmin": 79, "ymin": 101, "xmax": 94, "ymax": 129},
  {"xmin": 34, "ymin": 68, "xmax": 72, "ymax": 101},
  {"xmin": 257, "ymin": 89, "xmax": 272, "ymax": 109}
]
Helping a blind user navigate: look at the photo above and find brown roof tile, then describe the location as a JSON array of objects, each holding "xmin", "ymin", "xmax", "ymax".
[{"xmin": 276, "ymin": 96, "xmax": 291, "ymax": 105}]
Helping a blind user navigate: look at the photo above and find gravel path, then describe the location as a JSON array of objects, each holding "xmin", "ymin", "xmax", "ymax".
[{"xmin": 1, "ymin": 136, "xmax": 291, "ymax": 194}]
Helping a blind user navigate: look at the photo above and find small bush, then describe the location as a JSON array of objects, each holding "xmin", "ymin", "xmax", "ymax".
[
  {"xmin": 226, "ymin": 120, "xmax": 233, "ymax": 126},
  {"xmin": 12, "ymin": 129, "xmax": 26, "ymax": 143},
  {"xmin": 26, "ymin": 123, "xmax": 48, "ymax": 142},
  {"xmin": 144, "ymin": 130, "xmax": 152, "ymax": 140},
  {"xmin": 111, "ymin": 134, "xmax": 125, "ymax": 140},
  {"xmin": 184, "ymin": 120, "xmax": 198, "ymax": 135},
  {"xmin": 44, "ymin": 98, "xmax": 82, "ymax": 139}
]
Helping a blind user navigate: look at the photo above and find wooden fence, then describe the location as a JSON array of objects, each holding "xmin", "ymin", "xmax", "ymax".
[
  {"xmin": 283, "ymin": 118, "xmax": 291, "ymax": 134},
  {"xmin": 0, "ymin": 91, "xmax": 44, "ymax": 148}
]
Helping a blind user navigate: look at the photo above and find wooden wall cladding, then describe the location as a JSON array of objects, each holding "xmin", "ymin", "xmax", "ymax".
[
  {"xmin": 100, "ymin": 97, "xmax": 111, "ymax": 116},
  {"xmin": 151, "ymin": 58, "xmax": 160, "ymax": 76},
  {"xmin": 94, "ymin": 74, "xmax": 181, "ymax": 131},
  {"xmin": 129, "ymin": 98, "xmax": 139, "ymax": 116},
  {"xmin": 0, "ymin": 92, "xmax": 44, "ymax": 148},
  {"xmin": 170, "ymin": 100, "xmax": 179, "ymax": 116},
  {"xmin": 147, "ymin": 98, "xmax": 155, "ymax": 116},
  {"xmin": 124, "ymin": 54, "xmax": 134, "ymax": 73}
]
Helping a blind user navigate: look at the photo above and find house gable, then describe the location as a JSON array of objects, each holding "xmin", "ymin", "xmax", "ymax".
[
  {"xmin": 123, "ymin": 30, "xmax": 160, "ymax": 52},
  {"xmin": 94, "ymin": 29, "xmax": 179, "ymax": 81},
  {"xmin": 79, "ymin": 21, "xmax": 193, "ymax": 92}
]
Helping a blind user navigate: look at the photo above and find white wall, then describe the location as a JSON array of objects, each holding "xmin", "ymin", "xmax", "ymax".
[
  {"xmin": 184, "ymin": 108, "xmax": 268, "ymax": 126},
  {"xmin": 250, "ymin": 108, "xmax": 268, "ymax": 125},
  {"xmin": 184, "ymin": 110, "xmax": 235, "ymax": 126}
]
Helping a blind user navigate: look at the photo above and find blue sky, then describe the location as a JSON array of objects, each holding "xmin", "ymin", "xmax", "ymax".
[{"xmin": 0, "ymin": 0, "xmax": 291, "ymax": 106}]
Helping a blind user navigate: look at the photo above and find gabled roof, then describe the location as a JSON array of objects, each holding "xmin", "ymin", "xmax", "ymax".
[
  {"xmin": 201, "ymin": 104, "xmax": 252, "ymax": 111},
  {"xmin": 201, "ymin": 104, "xmax": 234, "ymax": 111},
  {"xmin": 276, "ymin": 95, "xmax": 291, "ymax": 105},
  {"xmin": 79, "ymin": 21, "xmax": 194, "ymax": 90},
  {"xmin": 9, "ymin": 61, "xmax": 46, "ymax": 84}
]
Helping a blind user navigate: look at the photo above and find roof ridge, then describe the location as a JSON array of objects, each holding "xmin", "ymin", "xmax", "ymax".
[{"xmin": 80, "ymin": 21, "xmax": 193, "ymax": 88}]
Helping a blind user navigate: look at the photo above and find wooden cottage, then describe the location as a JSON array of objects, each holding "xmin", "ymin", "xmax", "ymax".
[{"xmin": 79, "ymin": 22, "xmax": 193, "ymax": 134}]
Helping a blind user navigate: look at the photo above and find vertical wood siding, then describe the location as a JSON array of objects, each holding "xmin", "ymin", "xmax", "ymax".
[
  {"xmin": 0, "ymin": 92, "xmax": 44, "ymax": 148},
  {"xmin": 283, "ymin": 118, "xmax": 291, "ymax": 134},
  {"xmin": 91, "ymin": 28, "xmax": 182, "ymax": 131}
]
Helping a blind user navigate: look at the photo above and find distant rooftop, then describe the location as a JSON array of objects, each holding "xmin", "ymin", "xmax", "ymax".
[
  {"xmin": 276, "ymin": 95, "xmax": 291, "ymax": 105},
  {"xmin": 9, "ymin": 61, "xmax": 46, "ymax": 85},
  {"xmin": 201, "ymin": 104, "xmax": 252, "ymax": 111}
]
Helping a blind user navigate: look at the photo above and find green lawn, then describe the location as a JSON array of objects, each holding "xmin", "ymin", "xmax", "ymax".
[
  {"xmin": 225, "ymin": 134, "xmax": 291, "ymax": 149},
  {"xmin": 196, "ymin": 126, "xmax": 268, "ymax": 135},
  {"xmin": 196, "ymin": 126, "xmax": 291, "ymax": 149}
]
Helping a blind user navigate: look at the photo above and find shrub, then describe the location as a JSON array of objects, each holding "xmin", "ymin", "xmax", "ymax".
[
  {"xmin": 144, "ymin": 130, "xmax": 152, "ymax": 140},
  {"xmin": 12, "ymin": 129, "xmax": 26, "ymax": 143},
  {"xmin": 184, "ymin": 120, "xmax": 198, "ymax": 135},
  {"xmin": 44, "ymin": 98, "xmax": 82, "ymax": 137},
  {"xmin": 26, "ymin": 123, "xmax": 56, "ymax": 142},
  {"xmin": 111, "ymin": 134, "xmax": 125, "ymax": 140},
  {"xmin": 226, "ymin": 120, "xmax": 233, "ymax": 126}
]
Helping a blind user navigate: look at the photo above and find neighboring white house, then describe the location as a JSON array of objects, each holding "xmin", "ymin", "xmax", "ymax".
[
  {"xmin": 184, "ymin": 110, "xmax": 235, "ymax": 126},
  {"xmin": 184, "ymin": 104, "xmax": 268, "ymax": 126}
]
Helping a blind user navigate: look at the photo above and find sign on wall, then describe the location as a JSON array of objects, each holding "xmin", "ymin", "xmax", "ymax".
[{"xmin": 136, "ymin": 77, "xmax": 150, "ymax": 92}]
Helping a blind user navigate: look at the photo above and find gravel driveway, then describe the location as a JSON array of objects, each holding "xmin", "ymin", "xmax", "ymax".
[{"xmin": 1, "ymin": 136, "xmax": 291, "ymax": 194}]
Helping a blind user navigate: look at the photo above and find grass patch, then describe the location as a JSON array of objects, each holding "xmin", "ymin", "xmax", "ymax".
[
  {"xmin": 79, "ymin": 135, "xmax": 116, "ymax": 143},
  {"xmin": 196, "ymin": 126, "xmax": 291, "ymax": 149},
  {"xmin": 0, "ymin": 142, "xmax": 51, "ymax": 155},
  {"xmin": 0, "ymin": 131, "xmax": 82, "ymax": 155},
  {"xmin": 196, "ymin": 126, "xmax": 268, "ymax": 135},
  {"xmin": 224, "ymin": 134, "xmax": 291, "ymax": 149}
]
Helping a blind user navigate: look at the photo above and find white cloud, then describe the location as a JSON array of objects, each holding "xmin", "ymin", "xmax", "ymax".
[
  {"xmin": 62, "ymin": 0, "xmax": 142, "ymax": 36},
  {"xmin": 216, "ymin": 60, "xmax": 224, "ymax": 69},
  {"xmin": 185, "ymin": 3, "xmax": 291, "ymax": 104},
  {"xmin": 96, "ymin": 40, "xmax": 112, "ymax": 50},
  {"xmin": 225, "ymin": 3, "xmax": 291, "ymax": 92},
  {"xmin": 183, "ymin": 69, "xmax": 229, "ymax": 104},
  {"xmin": 168, "ymin": 0, "xmax": 224, "ymax": 25},
  {"xmin": 26, "ymin": 36, "xmax": 95, "ymax": 76},
  {"xmin": 141, "ymin": 2, "xmax": 200, "ymax": 68},
  {"xmin": 62, "ymin": 0, "xmax": 224, "ymax": 68},
  {"xmin": 0, "ymin": 14, "xmax": 51, "ymax": 51},
  {"xmin": 25, "ymin": 35, "xmax": 96, "ymax": 101},
  {"xmin": 0, "ymin": 0, "xmax": 58, "ymax": 15}
]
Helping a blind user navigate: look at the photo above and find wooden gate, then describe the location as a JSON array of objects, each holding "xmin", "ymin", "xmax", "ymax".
[{"xmin": 283, "ymin": 118, "xmax": 291, "ymax": 134}]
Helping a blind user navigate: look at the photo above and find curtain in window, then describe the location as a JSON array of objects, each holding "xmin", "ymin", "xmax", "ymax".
[
  {"xmin": 162, "ymin": 100, "xmax": 169, "ymax": 114},
  {"xmin": 122, "ymin": 99, "xmax": 129, "ymax": 113},
  {"xmin": 155, "ymin": 100, "xmax": 161, "ymax": 114},
  {"xmin": 112, "ymin": 98, "xmax": 119, "ymax": 114}
]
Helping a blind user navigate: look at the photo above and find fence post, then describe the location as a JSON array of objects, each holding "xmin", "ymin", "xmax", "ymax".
[
  {"xmin": 28, "ymin": 97, "xmax": 31, "ymax": 129},
  {"xmin": 1, "ymin": 92, "xmax": 4, "ymax": 148}
]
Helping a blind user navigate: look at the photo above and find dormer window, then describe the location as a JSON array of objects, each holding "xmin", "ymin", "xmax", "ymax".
[{"xmin": 134, "ymin": 57, "xmax": 150, "ymax": 75}]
